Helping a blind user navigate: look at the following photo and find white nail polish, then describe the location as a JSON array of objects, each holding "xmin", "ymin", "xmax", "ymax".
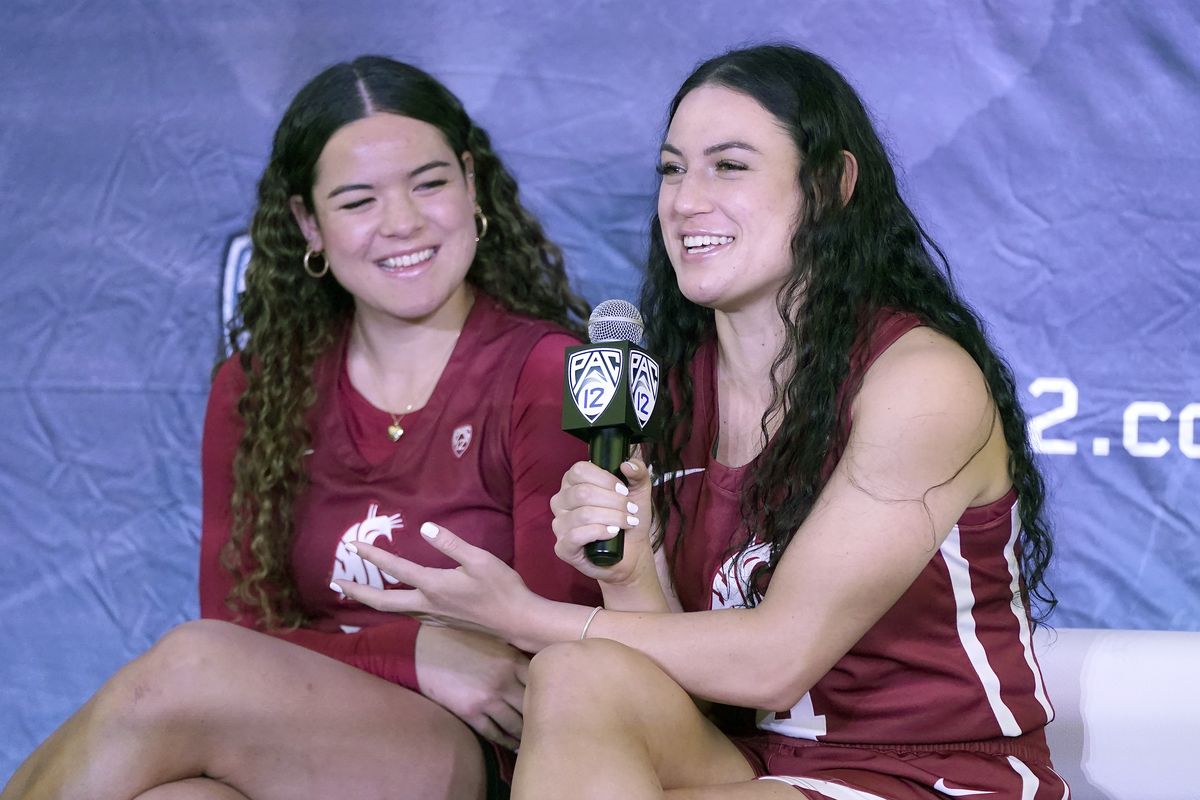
[
  {"xmin": 627, "ymin": 502, "xmax": 639, "ymax": 514},
  {"xmin": 345, "ymin": 542, "xmax": 358, "ymax": 554},
  {"xmin": 615, "ymin": 483, "xmax": 629, "ymax": 496},
  {"xmin": 627, "ymin": 515, "xmax": 639, "ymax": 527},
  {"xmin": 420, "ymin": 522, "xmax": 439, "ymax": 539},
  {"xmin": 330, "ymin": 582, "xmax": 344, "ymax": 595},
  {"xmin": 606, "ymin": 525, "xmax": 620, "ymax": 534}
]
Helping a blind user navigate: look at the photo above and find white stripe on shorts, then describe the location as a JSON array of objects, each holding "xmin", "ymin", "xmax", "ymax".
[
  {"xmin": 1006, "ymin": 756, "xmax": 1040, "ymax": 800},
  {"xmin": 759, "ymin": 775, "xmax": 889, "ymax": 800}
]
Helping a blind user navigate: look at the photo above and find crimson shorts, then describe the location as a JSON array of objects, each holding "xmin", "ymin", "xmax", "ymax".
[{"xmin": 731, "ymin": 732, "xmax": 1069, "ymax": 799}]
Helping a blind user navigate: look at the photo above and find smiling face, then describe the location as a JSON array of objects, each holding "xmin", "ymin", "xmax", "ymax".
[
  {"xmin": 657, "ymin": 84, "xmax": 803, "ymax": 316},
  {"xmin": 290, "ymin": 112, "xmax": 477, "ymax": 326}
]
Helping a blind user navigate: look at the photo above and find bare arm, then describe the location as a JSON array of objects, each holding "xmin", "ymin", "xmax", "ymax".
[{"xmin": 340, "ymin": 329, "xmax": 1008, "ymax": 710}]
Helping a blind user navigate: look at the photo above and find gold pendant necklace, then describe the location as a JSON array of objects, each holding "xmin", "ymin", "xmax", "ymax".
[{"xmin": 386, "ymin": 404, "xmax": 414, "ymax": 443}]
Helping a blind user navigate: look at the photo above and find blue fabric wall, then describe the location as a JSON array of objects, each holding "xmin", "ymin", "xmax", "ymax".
[{"xmin": 2, "ymin": 0, "xmax": 1197, "ymax": 780}]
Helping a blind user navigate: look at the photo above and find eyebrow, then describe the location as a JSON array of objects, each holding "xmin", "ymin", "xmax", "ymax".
[
  {"xmin": 325, "ymin": 160, "xmax": 454, "ymax": 199},
  {"xmin": 327, "ymin": 183, "xmax": 372, "ymax": 199},
  {"xmin": 659, "ymin": 141, "xmax": 762, "ymax": 157},
  {"xmin": 410, "ymin": 159, "xmax": 452, "ymax": 177}
]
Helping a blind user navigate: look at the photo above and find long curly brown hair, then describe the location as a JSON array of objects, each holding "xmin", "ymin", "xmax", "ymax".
[
  {"xmin": 222, "ymin": 56, "xmax": 589, "ymax": 629},
  {"xmin": 643, "ymin": 45, "xmax": 1056, "ymax": 622}
]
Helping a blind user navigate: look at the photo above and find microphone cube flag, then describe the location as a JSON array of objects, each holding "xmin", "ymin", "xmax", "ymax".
[
  {"xmin": 562, "ymin": 299, "xmax": 662, "ymax": 566},
  {"xmin": 562, "ymin": 340, "xmax": 663, "ymax": 442}
]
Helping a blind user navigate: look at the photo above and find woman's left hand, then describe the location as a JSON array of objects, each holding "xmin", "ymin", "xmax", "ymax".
[{"xmin": 332, "ymin": 522, "xmax": 532, "ymax": 644}]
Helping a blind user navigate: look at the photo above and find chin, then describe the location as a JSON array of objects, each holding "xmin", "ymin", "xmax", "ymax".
[{"xmin": 674, "ymin": 278, "xmax": 724, "ymax": 309}]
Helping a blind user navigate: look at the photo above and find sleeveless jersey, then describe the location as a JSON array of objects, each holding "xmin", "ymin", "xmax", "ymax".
[{"xmin": 664, "ymin": 312, "xmax": 1055, "ymax": 754}]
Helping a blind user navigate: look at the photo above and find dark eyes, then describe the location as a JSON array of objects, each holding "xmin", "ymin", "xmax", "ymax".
[
  {"xmin": 336, "ymin": 177, "xmax": 449, "ymax": 210},
  {"xmin": 655, "ymin": 159, "xmax": 748, "ymax": 177},
  {"xmin": 414, "ymin": 178, "xmax": 448, "ymax": 192}
]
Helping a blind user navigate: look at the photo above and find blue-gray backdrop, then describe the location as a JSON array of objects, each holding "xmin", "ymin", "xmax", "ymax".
[{"xmin": 2, "ymin": 0, "xmax": 1197, "ymax": 780}]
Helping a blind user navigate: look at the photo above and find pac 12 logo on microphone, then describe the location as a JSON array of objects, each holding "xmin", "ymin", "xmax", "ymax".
[
  {"xmin": 569, "ymin": 347, "xmax": 623, "ymax": 422},
  {"xmin": 629, "ymin": 351, "xmax": 660, "ymax": 429}
]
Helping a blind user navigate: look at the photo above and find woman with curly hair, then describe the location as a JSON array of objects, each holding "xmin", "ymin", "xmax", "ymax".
[
  {"xmin": 338, "ymin": 45, "xmax": 1068, "ymax": 799},
  {"xmin": 3, "ymin": 56, "xmax": 597, "ymax": 800}
]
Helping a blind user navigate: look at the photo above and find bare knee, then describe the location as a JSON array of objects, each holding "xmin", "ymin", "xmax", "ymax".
[
  {"xmin": 525, "ymin": 639, "xmax": 657, "ymax": 719},
  {"xmin": 96, "ymin": 619, "xmax": 250, "ymax": 729},
  {"xmin": 528, "ymin": 639, "xmax": 644, "ymax": 687}
]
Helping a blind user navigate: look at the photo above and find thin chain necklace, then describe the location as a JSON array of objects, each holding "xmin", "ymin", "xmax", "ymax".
[
  {"xmin": 360, "ymin": 311, "xmax": 466, "ymax": 444},
  {"xmin": 386, "ymin": 404, "xmax": 415, "ymax": 443}
]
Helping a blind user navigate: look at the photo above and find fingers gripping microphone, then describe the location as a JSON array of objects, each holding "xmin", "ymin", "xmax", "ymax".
[{"xmin": 562, "ymin": 300, "xmax": 663, "ymax": 566}]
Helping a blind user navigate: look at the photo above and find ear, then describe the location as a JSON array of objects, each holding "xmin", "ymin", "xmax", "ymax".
[
  {"xmin": 840, "ymin": 150, "xmax": 859, "ymax": 206},
  {"xmin": 289, "ymin": 195, "xmax": 323, "ymax": 252},
  {"xmin": 460, "ymin": 151, "xmax": 477, "ymax": 202}
]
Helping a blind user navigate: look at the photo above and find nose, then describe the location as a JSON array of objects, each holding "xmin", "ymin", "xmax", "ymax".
[
  {"xmin": 378, "ymin": 193, "xmax": 422, "ymax": 238},
  {"xmin": 667, "ymin": 170, "xmax": 712, "ymax": 218}
]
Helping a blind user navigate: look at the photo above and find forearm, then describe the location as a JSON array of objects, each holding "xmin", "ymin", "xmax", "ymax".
[
  {"xmin": 269, "ymin": 618, "xmax": 423, "ymax": 690},
  {"xmin": 338, "ymin": 535, "xmax": 805, "ymax": 708},
  {"xmin": 509, "ymin": 596, "xmax": 807, "ymax": 709}
]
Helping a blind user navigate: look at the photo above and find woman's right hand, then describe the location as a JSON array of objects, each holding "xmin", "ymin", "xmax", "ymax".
[
  {"xmin": 414, "ymin": 625, "xmax": 528, "ymax": 750},
  {"xmin": 549, "ymin": 457, "xmax": 658, "ymax": 589}
]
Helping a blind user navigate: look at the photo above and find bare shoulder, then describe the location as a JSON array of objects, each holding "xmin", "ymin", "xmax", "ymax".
[
  {"xmin": 855, "ymin": 326, "xmax": 990, "ymax": 426},
  {"xmin": 846, "ymin": 326, "xmax": 999, "ymax": 497}
]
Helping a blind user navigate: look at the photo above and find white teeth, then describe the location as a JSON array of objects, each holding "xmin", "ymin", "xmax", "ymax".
[
  {"xmin": 381, "ymin": 248, "xmax": 435, "ymax": 269},
  {"xmin": 682, "ymin": 235, "xmax": 734, "ymax": 249}
]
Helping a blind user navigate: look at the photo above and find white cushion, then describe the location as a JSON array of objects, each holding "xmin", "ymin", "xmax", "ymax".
[{"xmin": 1035, "ymin": 626, "xmax": 1200, "ymax": 800}]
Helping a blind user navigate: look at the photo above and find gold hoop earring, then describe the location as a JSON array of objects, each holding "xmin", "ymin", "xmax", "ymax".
[
  {"xmin": 303, "ymin": 248, "xmax": 329, "ymax": 278},
  {"xmin": 474, "ymin": 204, "xmax": 489, "ymax": 243}
]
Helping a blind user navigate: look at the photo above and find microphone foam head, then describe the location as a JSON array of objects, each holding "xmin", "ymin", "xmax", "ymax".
[{"xmin": 588, "ymin": 299, "xmax": 644, "ymax": 344}]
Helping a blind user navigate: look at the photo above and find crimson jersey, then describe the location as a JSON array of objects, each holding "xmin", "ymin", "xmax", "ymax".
[
  {"xmin": 663, "ymin": 312, "xmax": 1068, "ymax": 798},
  {"xmin": 200, "ymin": 293, "xmax": 600, "ymax": 691}
]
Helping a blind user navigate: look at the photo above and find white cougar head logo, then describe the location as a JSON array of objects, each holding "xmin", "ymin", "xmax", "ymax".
[
  {"xmin": 711, "ymin": 540, "xmax": 771, "ymax": 610},
  {"xmin": 331, "ymin": 503, "xmax": 403, "ymax": 590}
]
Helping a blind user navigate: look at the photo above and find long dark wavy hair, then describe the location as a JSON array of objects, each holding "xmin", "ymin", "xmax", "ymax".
[
  {"xmin": 643, "ymin": 45, "xmax": 1056, "ymax": 621},
  {"xmin": 223, "ymin": 56, "xmax": 589, "ymax": 628}
]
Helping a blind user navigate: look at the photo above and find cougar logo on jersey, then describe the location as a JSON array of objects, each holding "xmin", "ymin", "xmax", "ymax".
[
  {"xmin": 711, "ymin": 539, "xmax": 772, "ymax": 610},
  {"xmin": 569, "ymin": 347, "xmax": 622, "ymax": 423},
  {"xmin": 713, "ymin": 540, "xmax": 829, "ymax": 739},
  {"xmin": 628, "ymin": 351, "xmax": 659, "ymax": 429},
  {"xmin": 331, "ymin": 503, "xmax": 403, "ymax": 590},
  {"xmin": 451, "ymin": 424, "xmax": 473, "ymax": 458}
]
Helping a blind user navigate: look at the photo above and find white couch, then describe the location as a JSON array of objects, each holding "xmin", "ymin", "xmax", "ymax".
[{"xmin": 1034, "ymin": 626, "xmax": 1199, "ymax": 800}]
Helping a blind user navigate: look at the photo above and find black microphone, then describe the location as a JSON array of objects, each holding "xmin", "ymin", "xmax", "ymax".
[{"xmin": 562, "ymin": 300, "xmax": 663, "ymax": 565}]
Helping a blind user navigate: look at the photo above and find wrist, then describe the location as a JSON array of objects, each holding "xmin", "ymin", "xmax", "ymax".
[
  {"xmin": 599, "ymin": 557, "xmax": 670, "ymax": 612},
  {"xmin": 579, "ymin": 606, "xmax": 603, "ymax": 640},
  {"xmin": 507, "ymin": 595, "xmax": 594, "ymax": 653}
]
